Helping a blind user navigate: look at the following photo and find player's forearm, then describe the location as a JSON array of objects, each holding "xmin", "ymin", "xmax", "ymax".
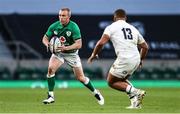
[
  {"xmin": 65, "ymin": 43, "xmax": 81, "ymax": 50},
  {"xmin": 91, "ymin": 34, "xmax": 109, "ymax": 56},
  {"xmin": 138, "ymin": 41, "xmax": 149, "ymax": 61},
  {"xmin": 65, "ymin": 40, "xmax": 82, "ymax": 51},
  {"xmin": 92, "ymin": 42, "xmax": 103, "ymax": 57},
  {"xmin": 42, "ymin": 35, "xmax": 50, "ymax": 47},
  {"xmin": 140, "ymin": 47, "xmax": 148, "ymax": 61}
]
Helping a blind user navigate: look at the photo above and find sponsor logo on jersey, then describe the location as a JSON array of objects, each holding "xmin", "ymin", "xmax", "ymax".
[
  {"xmin": 54, "ymin": 31, "xmax": 58, "ymax": 35},
  {"xmin": 122, "ymin": 71, "xmax": 128, "ymax": 74},
  {"xmin": 59, "ymin": 36, "xmax": 66, "ymax": 43}
]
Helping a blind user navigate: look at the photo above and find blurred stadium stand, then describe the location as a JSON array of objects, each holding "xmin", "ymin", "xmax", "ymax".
[
  {"xmin": 0, "ymin": 34, "xmax": 13, "ymax": 59},
  {"xmin": 0, "ymin": 0, "xmax": 180, "ymax": 81},
  {"xmin": 1, "ymin": 64, "xmax": 180, "ymax": 80}
]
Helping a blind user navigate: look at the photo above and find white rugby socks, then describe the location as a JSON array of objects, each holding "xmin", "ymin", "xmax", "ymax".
[{"xmin": 126, "ymin": 85, "xmax": 138, "ymax": 95}]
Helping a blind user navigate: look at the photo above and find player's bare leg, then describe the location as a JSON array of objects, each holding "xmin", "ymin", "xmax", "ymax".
[
  {"xmin": 73, "ymin": 66, "xmax": 104, "ymax": 105},
  {"xmin": 107, "ymin": 73, "xmax": 145, "ymax": 108},
  {"xmin": 43, "ymin": 56, "xmax": 63, "ymax": 104}
]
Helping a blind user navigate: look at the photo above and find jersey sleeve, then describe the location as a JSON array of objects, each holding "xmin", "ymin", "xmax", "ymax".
[
  {"xmin": 103, "ymin": 26, "xmax": 111, "ymax": 37},
  {"xmin": 137, "ymin": 31, "xmax": 145, "ymax": 44},
  {"xmin": 72, "ymin": 23, "xmax": 81, "ymax": 40},
  {"xmin": 45, "ymin": 24, "xmax": 54, "ymax": 39}
]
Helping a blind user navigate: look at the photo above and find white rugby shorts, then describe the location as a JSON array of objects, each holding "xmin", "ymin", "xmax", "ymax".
[
  {"xmin": 109, "ymin": 57, "xmax": 140, "ymax": 79},
  {"xmin": 51, "ymin": 52, "xmax": 82, "ymax": 68}
]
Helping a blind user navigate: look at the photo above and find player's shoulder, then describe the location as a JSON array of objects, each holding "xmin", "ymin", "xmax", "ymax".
[
  {"xmin": 109, "ymin": 20, "xmax": 126, "ymax": 28},
  {"xmin": 106, "ymin": 21, "xmax": 121, "ymax": 30},
  {"xmin": 49, "ymin": 21, "xmax": 61, "ymax": 28},
  {"xmin": 69, "ymin": 21, "xmax": 79, "ymax": 27},
  {"xmin": 68, "ymin": 21, "xmax": 80, "ymax": 31},
  {"xmin": 129, "ymin": 23, "xmax": 139, "ymax": 32},
  {"xmin": 105, "ymin": 22, "xmax": 114, "ymax": 30}
]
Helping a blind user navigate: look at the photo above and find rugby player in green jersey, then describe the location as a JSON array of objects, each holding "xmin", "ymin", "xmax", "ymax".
[{"xmin": 42, "ymin": 8, "xmax": 104, "ymax": 105}]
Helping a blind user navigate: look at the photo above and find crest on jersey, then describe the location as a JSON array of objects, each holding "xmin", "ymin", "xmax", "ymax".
[
  {"xmin": 66, "ymin": 31, "xmax": 71, "ymax": 37},
  {"xmin": 53, "ymin": 31, "xmax": 58, "ymax": 35}
]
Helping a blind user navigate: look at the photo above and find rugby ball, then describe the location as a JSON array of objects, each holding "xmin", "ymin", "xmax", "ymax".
[{"xmin": 49, "ymin": 36, "xmax": 61, "ymax": 53}]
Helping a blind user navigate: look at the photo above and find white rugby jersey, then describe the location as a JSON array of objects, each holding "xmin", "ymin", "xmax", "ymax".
[{"xmin": 103, "ymin": 20, "xmax": 145, "ymax": 59}]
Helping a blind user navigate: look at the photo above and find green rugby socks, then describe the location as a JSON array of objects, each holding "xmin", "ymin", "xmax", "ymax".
[
  {"xmin": 47, "ymin": 74, "xmax": 55, "ymax": 91},
  {"xmin": 82, "ymin": 77, "xmax": 96, "ymax": 92}
]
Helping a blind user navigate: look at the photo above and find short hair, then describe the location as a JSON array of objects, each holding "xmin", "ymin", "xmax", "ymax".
[
  {"xmin": 60, "ymin": 8, "xmax": 71, "ymax": 17},
  {"xmin": 114, "ymin": 9, "xmax": 126, "ymax": 18}
]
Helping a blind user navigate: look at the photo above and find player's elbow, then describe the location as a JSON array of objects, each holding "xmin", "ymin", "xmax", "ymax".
[
  {"xmin": 75, "ymin": 42, "xmax": 82, "ymax": 49},
  {"xmin": 77, "ymin": 44, "xmax": 82, "ymax": 49},
  {"xmin": 144, "ymin": 42, "xmax": 149, "ymax": 51},
  {"xmin": 99, "ymin": 42, "xmax": 104, "ymax": 47},
  {"xmin": 42, "ymin": 36, "xmax": 48, "ymax": 44},
  {"xmin": 75, "ymin": 39, "xmax": 82, "ymax": 49},
  {"xmin": 97, "ymin": 40, "xmax": 105, "ymax": 47},
  {"xmin": 42, "ymin": 38, "xmax": 46, "ymax": 45},
  {"xmin": 42, "ymin": 38, "xmax": 45, "ymax": 44},
  {"xmin": 139, "ymin": 42, "xmax": 149, "ymax": 51}
]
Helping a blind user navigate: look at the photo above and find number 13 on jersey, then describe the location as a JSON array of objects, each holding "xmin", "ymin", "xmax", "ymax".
[{"xmin": 122, "ymin": 28, "xmax": 133, "ymax": 40}]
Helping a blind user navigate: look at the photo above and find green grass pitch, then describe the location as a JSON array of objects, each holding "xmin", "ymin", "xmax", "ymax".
[{"xmin": 0, "ymin": 87, "xmax": 180, "ymax": 113}]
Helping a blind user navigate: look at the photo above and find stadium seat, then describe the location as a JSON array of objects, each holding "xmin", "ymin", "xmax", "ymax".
[
  {"xmin": 175, "ymin": 67, "xmax": 180, "ymax": 80},
  {"xmin": 14, "ymin": 67, "xmax": 33, "ymax": 80},
  {"xmin": 138, "ymin": 68, "xmax": 151, "ymax": 79},
  {"xmin": 149, "ymin": 68, "xmax": 164, "ymax": 80},
  {"xmin": 56, "ymin": 68, "xmax": 74, "ymax": 80},
  {"xmin": 163, "ymin": 68, "xmax": 176, "ymax": 80},
  {"xmin": 84, "ymin": 67, "xmax": 103, "ymax": 80},
  {"xmin": 0, "ymin": 67, "xmax": 12, "ymax": 80},
  {"xmin": 31, "ymin": 68, "xmax": 47, "ymax": 80},
  {"xmin": 131, "ymin": 68, "xmax": 150, "ymax": 80}
]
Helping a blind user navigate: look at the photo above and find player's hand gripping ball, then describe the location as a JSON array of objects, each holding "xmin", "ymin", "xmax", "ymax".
[{"xmin": 49, "ymin": 36, "xmax": 62, "ymax": 53}]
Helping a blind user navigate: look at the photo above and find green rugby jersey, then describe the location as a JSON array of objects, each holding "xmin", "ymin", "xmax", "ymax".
[{"xmin": 45, "ymin": 20, "xmax": 81, "ymax": 53}]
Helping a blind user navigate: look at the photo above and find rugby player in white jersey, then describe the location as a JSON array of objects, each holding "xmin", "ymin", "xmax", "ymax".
[{"xmin": 88, "ymin": 9, "xmax": 149, "ymax": 109}]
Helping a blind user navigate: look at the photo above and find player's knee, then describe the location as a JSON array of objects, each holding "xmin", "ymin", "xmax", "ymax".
[
  {"xmin": 108, "ymin": 82, "xmax": 113, "ymax": 88},
  {"xmin": 76, "ymin": 76, "xmax": 85, "ymax": 82},
  {"xmin": 48, "ymin": 67, "xmax": 55, "ymax": 75},
  {"xmin": 107, "ymin": 79, "xmax": 113, "ymax": 87}
]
